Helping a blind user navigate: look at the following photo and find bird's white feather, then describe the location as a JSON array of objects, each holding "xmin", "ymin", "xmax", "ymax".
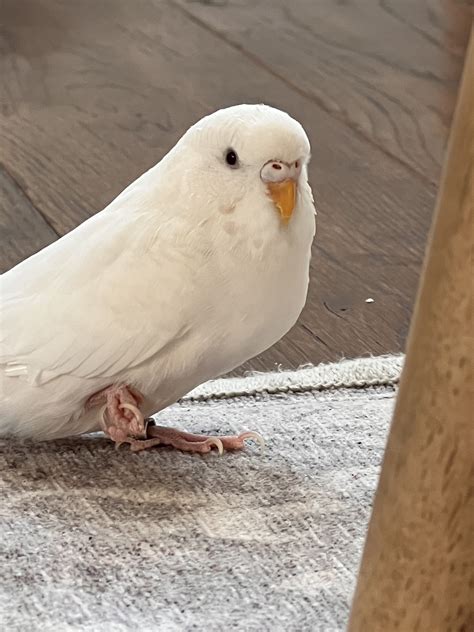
[{"xmin": 0, "ymin": 104, "xmax": 316, "ymax": 439}]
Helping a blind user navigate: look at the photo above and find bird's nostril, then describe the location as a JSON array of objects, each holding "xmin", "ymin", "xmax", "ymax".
[
  {"xmin": 295, "ymin": 160, "xmax": 300, "ymax": 169},
  {"xmin": 272, "ymin": 163, "xmax": 282, "ymax": 170}
]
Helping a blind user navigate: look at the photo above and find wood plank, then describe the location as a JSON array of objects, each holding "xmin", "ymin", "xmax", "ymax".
[
  {"xmin": 175, "ymin": 0, "xmax": 471, "ymax": 182},
  {"xmin": 0, "ymin": 0, "xmax": 466, "ymax": 369},
  {"xmin": 349, "ymin": 30, "xmax": 473, "ymax": 630},
  {"xmin": 0, "ymin": 167, "xmax": 58, "ymax": 273}
]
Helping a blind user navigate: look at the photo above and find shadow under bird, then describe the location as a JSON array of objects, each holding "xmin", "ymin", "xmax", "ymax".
[{"xmin": 0, "ymin": 104, "xmax": 316, "ymax": 454}]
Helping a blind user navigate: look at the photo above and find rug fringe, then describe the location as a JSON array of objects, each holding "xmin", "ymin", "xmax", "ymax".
[{"xmin": 181, "ymin": 354, "xmax": 404, "ymax": 402}]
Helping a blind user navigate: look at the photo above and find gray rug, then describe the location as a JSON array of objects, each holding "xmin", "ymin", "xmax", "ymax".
[{"xmin": 0, "ymin": 356, "xmax": 402, "ymax": 632}]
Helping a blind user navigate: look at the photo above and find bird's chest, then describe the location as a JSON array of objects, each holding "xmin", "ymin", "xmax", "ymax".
[
  {"xmin": 198, "ymin": 228, "xmax": 310, "ymax": 370},
  {"xmin": 137, "ymin": 215, "xmax": 312, "ymax": 406}
]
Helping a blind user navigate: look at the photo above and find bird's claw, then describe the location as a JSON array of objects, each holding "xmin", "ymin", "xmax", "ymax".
[
  {"xmin": 119, "ymin": 401, "xmax": 142, "ymax": 420},
  {"xmin": 99, "ymin": 403, "xmax": 109, "ymax": 431},
  {"xmin": 204, "ymin": 436, "xmax": 224, "ymax": 456}
]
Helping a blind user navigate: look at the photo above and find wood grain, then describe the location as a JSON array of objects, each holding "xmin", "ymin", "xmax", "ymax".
[
  {"xmin": 0, "ymin": 0, "xmax": 470, "ymax": 370},
  {"xmin": 175, "ymin": 0, "xmax": 471, "ymax": 182},
  {"xmin": 0, "ymin": 167, "xmax": 58, "ymax": 271},
  {"xmin": 349, "ymin": 28, "xmax": 473, "ymax": 631}
]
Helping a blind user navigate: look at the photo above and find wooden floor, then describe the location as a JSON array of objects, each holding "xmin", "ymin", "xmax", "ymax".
[{"xmin": 0, "ymin": 0, "xmax": 470, "ymax": 372}]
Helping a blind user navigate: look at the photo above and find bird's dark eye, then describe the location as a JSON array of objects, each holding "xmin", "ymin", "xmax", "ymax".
[{"xmin": 225, "ymin": 149, "xmax": 238, "ymax": 167}]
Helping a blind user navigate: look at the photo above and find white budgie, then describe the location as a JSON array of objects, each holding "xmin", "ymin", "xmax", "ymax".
[{"xmin": 0, "ymin": 104, "xmax": 316, "ymax": 453}]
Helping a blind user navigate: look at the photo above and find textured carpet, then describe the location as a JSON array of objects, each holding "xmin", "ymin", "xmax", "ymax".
[{"xmin": 0, "ymin": 356, "xmax": 402, "ymax": 632}]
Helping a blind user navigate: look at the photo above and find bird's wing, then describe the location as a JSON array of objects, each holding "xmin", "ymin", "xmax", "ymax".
[{"xmin": 0, "ymin": 208, "xmax": 194, "ymax": 385}]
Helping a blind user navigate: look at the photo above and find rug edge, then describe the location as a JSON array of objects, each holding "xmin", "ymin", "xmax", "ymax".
[{"xmin": 181, "ymin": 354, "xmax": 404, "ymax": 402}]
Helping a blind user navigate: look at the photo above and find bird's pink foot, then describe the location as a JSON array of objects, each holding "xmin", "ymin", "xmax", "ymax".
[
  {"xmin": 86, "ymin": 385, "xmax": 264, "ymax": 454},
  {"xmin": 86, "ymin": 384, "xmax": 149, "ymax": 444},
  {"xmin": 127, "ymin": 425, "xmax": 265, "ymax": 454}
]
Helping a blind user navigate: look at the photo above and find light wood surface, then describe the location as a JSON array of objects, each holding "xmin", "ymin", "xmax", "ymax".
[{"xmin": 349, "ymin": 26, "xmax": 474, "ymax": 631}]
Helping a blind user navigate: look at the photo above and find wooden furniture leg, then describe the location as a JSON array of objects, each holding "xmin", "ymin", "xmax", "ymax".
[{"xmin": 348, "ymin": 27, "xmax": 473, "ymax": 632}]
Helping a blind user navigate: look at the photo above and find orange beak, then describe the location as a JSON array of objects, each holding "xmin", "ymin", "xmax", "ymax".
[{"xmin": 266, "ymin": 179, "xmax": 297, "ymax": 223}]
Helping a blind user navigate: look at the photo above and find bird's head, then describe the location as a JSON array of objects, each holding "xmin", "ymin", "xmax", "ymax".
[{"xmin": 173, "ymin": 104, "xmax": 313, "ymax": 225}]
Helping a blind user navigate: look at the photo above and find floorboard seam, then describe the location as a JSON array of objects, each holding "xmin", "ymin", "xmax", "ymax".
[{"xmin": 0, "ymin": 162, "xmax": 60, "ymax": 238}]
